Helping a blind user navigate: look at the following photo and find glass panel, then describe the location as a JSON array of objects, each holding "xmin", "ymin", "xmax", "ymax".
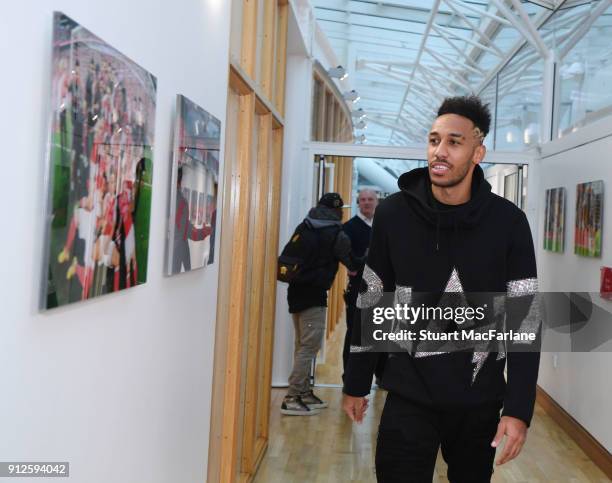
[
  {"xmin": 540, "ymin": 2, "xmax": 591, "ymax": 52},
  {"xmin": 556, "ymin": 3, "xmax": 612, "ymax": 137},
  {"xmin": 495, "ymin": 44, "xmax": 543, "ymax": 151},
  {"xmin": 354, "ymin": 158, "xmax": 426, "ymax": 199},
  {"xmin": 479, "ymin": 77, "xmax": 497, "ymax": 151},
  {"xmin": 313, "ymin": 0, "xmax": 612, "ymax": 148},
  {"xmin": 519, "ymin": 0, "xmax": 547, "ymax": 18},
  {"xmin": 325, "ymin": 90, "xmax": 334, "ymax": 141}
]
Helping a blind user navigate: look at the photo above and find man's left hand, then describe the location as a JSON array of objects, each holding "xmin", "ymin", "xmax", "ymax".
[{"xmin": 491, "ymin": 415, "xmax": 528, "ymax": 465}]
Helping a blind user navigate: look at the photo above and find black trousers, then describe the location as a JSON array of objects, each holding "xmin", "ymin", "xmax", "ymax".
[
  {"xmin": 376, "ymin": 392, "xmax": 501, "ymax": 483},
  {"xmin": 342, "ymin": 302, "xmax": 354, "ymax": 375},
  {"xmin": 343, "ymin": 301, "xmax": 387, "ymax": 383}
]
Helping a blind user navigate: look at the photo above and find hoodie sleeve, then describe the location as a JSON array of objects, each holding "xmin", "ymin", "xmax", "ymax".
[
  {"xmin": 502, "ymin": 210, "xmax": 541, "ymax": 427},
  {"xmin": 343, "ymin": 202, "xmax": 395, "ymax": 397},
  {"xmin": 333, "ymin": 230, "xmax": 359, "ymax": 272}
]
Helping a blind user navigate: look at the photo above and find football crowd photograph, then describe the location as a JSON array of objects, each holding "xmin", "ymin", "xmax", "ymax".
[
  {"xmin": 575, "ymin": 180, "xmax": 604, "ymax": 258},
  {"xmin": 543, "ymin": 187, "xmax": 566, "ymax": 253},
  {"xmin": 43, "ymin": 12, "xmax": 157, "ymax": 309}
]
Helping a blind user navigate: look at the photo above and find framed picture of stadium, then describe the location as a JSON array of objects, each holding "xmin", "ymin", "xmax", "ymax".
[
  {"xmin": 165, "ymin": 95, "xmax": 220, "ymax": 276},
  {"xmin": 543, "ymin": 187, "xmax": 566, "ymax": 253},
  {"xmin": 574, "ymin": 180, "xmax": 604, "ymax": 258},
  {"xmin": 41, "ymin": 12, "xmax": 157, "ymax": 309}
]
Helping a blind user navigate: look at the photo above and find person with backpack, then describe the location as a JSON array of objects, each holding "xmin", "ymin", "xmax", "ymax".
[{"xmin": 277, "ymin": 192, "xmax": 359, "ymax": 416}]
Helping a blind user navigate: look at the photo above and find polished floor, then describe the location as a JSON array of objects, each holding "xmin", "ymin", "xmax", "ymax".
[
  {"xmin": 314, "ymin": 318, "xmax": 347, "ymax": 386},
  {"xmin": 257, "ymin": 322, "xmax": 609, "ymax": 482},
  {"xmin": 255, "ymin": 388, "xmax": 609, "ymax": 482}
]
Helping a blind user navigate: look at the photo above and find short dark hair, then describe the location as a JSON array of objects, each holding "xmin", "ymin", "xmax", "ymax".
[{"xmin": 437, "ymin": 95, "xmax": 491, "ymax": 138}]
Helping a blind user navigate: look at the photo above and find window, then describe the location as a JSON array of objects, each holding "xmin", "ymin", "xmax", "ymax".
[{"xmin": 555, "ymin": 3, "xmax": 612, "ymax": 136}]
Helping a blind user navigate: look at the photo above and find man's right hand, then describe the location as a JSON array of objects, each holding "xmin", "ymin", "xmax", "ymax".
[{"xmin": 342, "ymin": 394, "xmax": 369, "ymax": 423}]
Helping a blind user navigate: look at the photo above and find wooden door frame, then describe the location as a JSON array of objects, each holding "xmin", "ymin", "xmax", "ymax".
[{"xmin": 207, "ymin": 1, "xmax": 289, "ymax": 481}]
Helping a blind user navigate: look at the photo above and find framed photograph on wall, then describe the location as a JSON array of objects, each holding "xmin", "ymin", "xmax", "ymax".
[
  {"xmin": 166, "ymin": 95, "xmax": 221, "ymax": 276},
  {"xmin": 543, "ymin": 187, "xmax": 566, "ymax": 253},
  {"xmin": 575, "ymin": 180, "xmax": 604, "ymax": 257},
  {"xmin": 42, "ymin": 12, "xmax": 157, "ymax": 309}
]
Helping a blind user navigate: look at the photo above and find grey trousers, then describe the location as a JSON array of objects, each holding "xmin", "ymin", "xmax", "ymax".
[{"xmin": 287, "ymin": 306, "xmax": 327, "ymax": 396}]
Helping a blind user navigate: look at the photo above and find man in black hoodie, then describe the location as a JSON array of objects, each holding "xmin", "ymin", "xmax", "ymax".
[
  {"xmin": 342, "ymin": 96, "xmax": 540, "ymax": 482},
  {"xmin": 282, "ymin": 193, "xmax": 357, "ymax": 416}
]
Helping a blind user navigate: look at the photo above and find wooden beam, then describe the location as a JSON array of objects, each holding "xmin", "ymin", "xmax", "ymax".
[
  {"xmin": 332, "ymin": 156, "xmax": 344, "ymax": 331},
  {"xmin": 275, "ymin": 1, "xmax": 289, "ymax": 115},
  {"xmin": 207, "ymin": 89, "xmax": 242, "ymax": 483},
  {"xmin": 259, "ymin": 125, "xmax": 284, "ymax": 440},
  {"xmin": 255, "ymin": 96, "xmax": 270, "ymax": 115},
  {"xmin": 337, "ymin": 102, "xmax": 344, "ymax": 142},
  {"xmin": 260, "ymin": 0, "xmax": 277, "ymax": 100},
  {"xmin": 238, "ymin": 437, "xmax": 269, "ymax": 483},
  {"xmin": 316, "ymin": 80, "xmax": 326, "ymax": 142},
  {"xmin": 325, "ymin": 91, "xmax": 334, "ymax": 142},
  {"xmin": 231, "ymin": 62, "xmax": 284, "ymax": 126},
  {"xmin": 230, "ymin": 65, "xmax": 253, "ymax": 96},
  {"xmin": 240, "ymin": 0, "xmax": 259, "ymax": 78},
  {"xmin": 219, "ymin": 92, "xmax": 256, "ymax": 483},
  {"xmin": 241, "ymin": 113, "xmax": 272, "ymax": 475}
]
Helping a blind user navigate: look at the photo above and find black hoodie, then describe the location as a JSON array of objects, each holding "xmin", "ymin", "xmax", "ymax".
[
  {"xmin": 287, "ymin": 205, "xmax": 355, "ymax": 313},
  {"xmin": 343, "ymin": 165, "xmax": 541, "ymax": 426}
]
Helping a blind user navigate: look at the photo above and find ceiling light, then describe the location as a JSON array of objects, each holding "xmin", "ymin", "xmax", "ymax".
[
  {"xmin": 344, "ymin": 90, "xmax": 360, "ymax": 102},
  {"xmin": 328, "ymin": 65, "xmax": 348, "ymax": 80}
]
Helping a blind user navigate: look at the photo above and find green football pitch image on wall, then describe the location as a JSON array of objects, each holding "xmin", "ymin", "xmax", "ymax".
[{"xmin": 42, "ymin": 12, "xmax": 157, "ymax": 309}]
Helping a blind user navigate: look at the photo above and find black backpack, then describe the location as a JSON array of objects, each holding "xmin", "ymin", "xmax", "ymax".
[{"xmin": 277, "ymin": 221, "xmax": 340, "ymax": 284}]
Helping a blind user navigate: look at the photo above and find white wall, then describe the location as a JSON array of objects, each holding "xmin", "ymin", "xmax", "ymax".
[
  {"xmin": 0, "ymin": 1, "xmax": 231, "ymax": 482},
  {"xmin": 535, "ymin": 127, "xmax": 612, "ymax": 452}
]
